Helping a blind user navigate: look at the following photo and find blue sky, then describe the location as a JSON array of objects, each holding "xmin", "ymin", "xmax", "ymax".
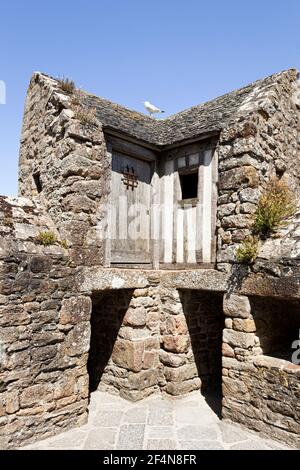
[{"xmin": 0, "ymin": 0, "xmax": 299, "ymax": 195}]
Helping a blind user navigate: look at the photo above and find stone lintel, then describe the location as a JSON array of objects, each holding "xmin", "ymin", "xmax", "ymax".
[
  {"xmin": 79, "ymin": 268, "xmax": 229, "ymax": 294},
  {"xmin": 79, "ymin": 267, "xmax": 300, "ymax": 302}
]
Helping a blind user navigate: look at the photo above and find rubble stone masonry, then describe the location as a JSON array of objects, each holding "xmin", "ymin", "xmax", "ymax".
[{"xmin": 0, "ymin": 69, "xmax": 299, "ymax": 449}]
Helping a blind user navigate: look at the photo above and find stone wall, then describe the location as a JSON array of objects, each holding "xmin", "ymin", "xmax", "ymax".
[
  {"xmin": 160, "ymin": 289, "xmax": 223, "ymax": 397},
  {"xmin": 86, "ymin": 285, "xmax": 223, "ymax": 402},
  {"xmin": 2, "ymin": 69, "xmax": 298, "ymax": 451},
  {"xmin": 18, "ymin": 70, "xmax": 300, "ymax": 272},
  {"xmin": 0, "ymin": 196, "xmax": 91, "ymax": 449},
  {"xmin": 217, "ymin": 69, "xmax": 300, "ymax": 272},
  {"xmin": 222, "ymin": 293, "xmax": 300, "ymax": 448},
  {"xmin": 18, "ymin": 73, "xmax": 110, "ymax": 267},
  {"xmin": 88, "ymin": 287, "xmax": 160, "ymax": 401}
]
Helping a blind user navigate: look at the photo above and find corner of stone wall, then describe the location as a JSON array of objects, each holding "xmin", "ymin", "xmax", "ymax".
[
  {"xmin": 221, "ymin": 291, "xmax": 300, "ymax": 448},
  {"xmin": 216, "ymin": 69, "xmax": 300, "ymax": 274},
  {"xmin": 18, "ymin": 72, "xmax": 110, "ymax": 267}
]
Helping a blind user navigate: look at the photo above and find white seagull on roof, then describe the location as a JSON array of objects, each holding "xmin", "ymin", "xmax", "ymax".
[{"xmin": 143, "ymin": 100, "xmax": 165, "ymax": 118}]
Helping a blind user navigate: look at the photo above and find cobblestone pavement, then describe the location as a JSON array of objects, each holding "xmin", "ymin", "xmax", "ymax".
[{"xmin": 21, "ymin": 391, "xmax": 291, "ymax": 450}]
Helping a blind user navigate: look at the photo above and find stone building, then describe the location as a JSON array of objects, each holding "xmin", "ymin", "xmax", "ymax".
[{"xmin": 0, "ymin": 69, "xmax": 300, "ymax": 448}]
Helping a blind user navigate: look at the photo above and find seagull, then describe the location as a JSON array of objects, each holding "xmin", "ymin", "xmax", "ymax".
[{"xmin": 143, "ymin": 101, "xmax": 165, "ymax": 118}]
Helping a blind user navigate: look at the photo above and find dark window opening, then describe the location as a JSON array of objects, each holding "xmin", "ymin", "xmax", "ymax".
[
  {"xmin": 179, "ymin": 171, "xmax": 198, "ymax": 200},
  {"xmin": 33, "ymin": 172, "xmax": 42, "ymax": 193}
]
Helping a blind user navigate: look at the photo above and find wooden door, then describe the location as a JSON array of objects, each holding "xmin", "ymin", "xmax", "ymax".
[{"xmin": 110, "ymin": 151, "xmax": 152, "ymax": 264}]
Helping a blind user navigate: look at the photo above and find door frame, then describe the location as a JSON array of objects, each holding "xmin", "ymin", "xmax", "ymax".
[{"xmin": 103, "ymin": 134, "xmax": 158, "ymax": 268}]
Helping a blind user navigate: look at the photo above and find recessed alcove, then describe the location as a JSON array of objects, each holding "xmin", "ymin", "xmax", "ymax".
[{"xmin": 250, "ymin": 296, "xmax": 300, "ymax": 361}]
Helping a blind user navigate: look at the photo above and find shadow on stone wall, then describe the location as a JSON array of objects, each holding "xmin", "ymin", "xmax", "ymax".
[
  {"xmin": 250, "ymin": 296, "xmax": 300, "ymax": 360},
  {"xmin": 87, "ymin": 289, "xmax": 134, "ymax": 393},
  {"xmin": 179, "ymin": 290, "xmax": 224, "ymax": 416}
]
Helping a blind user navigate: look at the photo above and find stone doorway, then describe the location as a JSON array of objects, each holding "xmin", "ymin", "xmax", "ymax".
[
  {"xmin": 178, "ymin": 290, "xmax": 224, "ymax": 415},
  {"xmin": 87, "ymin": 289, "xmax": 134, "ymax": 393}
]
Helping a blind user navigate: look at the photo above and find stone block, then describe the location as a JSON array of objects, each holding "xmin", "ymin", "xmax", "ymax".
[
  {"xmin": 30, "ymin": 256, "xmax": 52, "ymax": 273},
  {"xmin": 233, "ymin": 318, "xmax": 256, "ymax": 333},
  {"xmin": 159, "ymin": 350, "xmax": 186, "ymax": 368},
  {"xmin": 128, "ymin": 369, "xmax": 158, "ymax": 390},
  {"xmin": 133, "ymin": 288, "xmax": 148, "ymax": 298},
  {"xmin": 118, "ymin": 326, "xmax": 150, "ymax": 340},
  {"xmin": 120, "ymin": 387, "xmax": 156, "ymax": 402},
  {"xmin": 162, "ymin": 335, "xmax": 190, "ymax": 353},
  {"xmin": 54, "ymin": 376, "xmax": 76, "ymax": 400},
  {"xmin": 142, "ymin": 351, "xmax": 159, "ymax": 369},
  {"xmin": 218, "ymin": 203, "xmax": 236, "ymax": 217},
  {"xmin": 219, "ymin": 166, "xmax": 259, "ymax": 190},
  {"xmin": 223, "ymin": 294, "xmax": 252, "ymax": 318},
  {"xmin": 63, "ymin": 194, "xmax": 96, "ymax": 214},
  {"xmin": 32, "ymin": 331, "xmax": 65, "ymax": 347},
  {"xmin": 222, "ymin": 377, "xmax": 250, "ymax": 400},
  {"xmin": 20, "ymin": 384, "xmax": 53, "ymax": 408},
  {"xmin": 7, "ymin": 349, "xmax": 30, "ymax": 369},
  {"xmin": 165, "ymin": 377, "xmax": 201, "ymax": 396},
  {"xmin": 112, "ymin": 339, "xmax": 144, "ymax": 372},
  {"xmin": 223, "ymin": 329, "xmax": 256, "ymax": 349},
  {"xmin": 164, "ymin": 363, "xmax": 198, "ymax": 382},
  {"xmin": 60, "ymin": 296, "xmax": 92, "ymax": 325},
  {"xmin": 123, "ymin": 307, "xmax": 147, "ymax": 327},
  {"xmin": 0, "ymin": 327, "xmax": 18, "ymax": 344},
  {"xmin": 144, "ymin": 337, "xmax": 160, "ymax": 351},
  {"xmin": 5, "ymin": 390, "xmax": 19, "ymax": 414},
  {"xmin": 165, "ymin": 315, "xmax": 188, "ymax": 335},
  {"xmin": 222, "ymin": 214, "xmax": 253, "ymax": 229},
  {"xmin": 31, "ymin": 344, "xmax": 58, "ymax": 363},
  {"xmin": 64, "ymin": 322, "xmax": 91, "ymax": 356},
  {"xmin": 240, "ymin": 202, "xmax": 256, "ymax": 214},
  {"xmin": 0, "ymin": 306, "xmax": 30, "ymax": 327},
  {"xmin": 239, "ymin": 187, "xmax": 260, "ymax": 203},
  {"xmin": 222, "ymin": 342, "xmax": 235, "ymax": 358}
]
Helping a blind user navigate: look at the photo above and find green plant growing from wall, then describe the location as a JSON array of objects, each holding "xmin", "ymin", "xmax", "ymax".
[
  {"xmin": 253, "ymin": 177, "xmax": 297, "ymax": 237},
  {"xmin": 35, "ymin": 231, "xmax": 58, "ymax": 246},
  {"xmin": 60, "ymin": 239, "xmax": 69, "ymax": 249},
  {"xmin": 235, "ymin": 177, "xmax": 297, "ymax": 265},
  {"xmin": 236, "ymin": 236, "xmax": 260, "ymax": 264}
]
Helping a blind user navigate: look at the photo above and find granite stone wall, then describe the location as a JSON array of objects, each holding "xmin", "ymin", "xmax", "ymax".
[
  {"xmin": 160, "ymin": 289, "xmax": 223, "ymax": 397},
  {"xmin": 18, "ymin": 73, "xmax": 110, "ymax": 267},
  {"xmin": 0, "ymin": 196, "xmax": 91, "ymax": 449},
  {"xmin": 88, "ymin": 287, "xmax": 161, "ymax": 401},
  {"xmin": 0, "ymin": 69, "xmax": 298, "ymax": 450},
  {"xmin": 217, "ymin": 69, "xmax": 300, "ymax": 272},
  {"xmin": 86, "ymin": 286, "xmax": 223, "ymax": 402},
  {"xmin": 222, "ymin": 293, "xmax": 300, "ymax": 448}
]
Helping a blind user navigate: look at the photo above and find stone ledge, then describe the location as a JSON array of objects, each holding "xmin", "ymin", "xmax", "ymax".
[
  {"xmin": 79, "ymin": 267, "xmax": 300, "ymax": 302},
  {"xmin": 79, "ymin": 268, "xmax": 229, "ymax": 293},
  {"xmin": 253, "ymin": 355, "xmax": 300, "ymax": 374},
  {"xmin": 240, "ymin": 273, "xmax": 300, "ymax": 299},
  {"xmin": 160, "ymin": 269, "xmax": 228, "ymax": 291},
  {"xmin": 78, "ymin": 268, "xmax": 150, "ymax": 292}
]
